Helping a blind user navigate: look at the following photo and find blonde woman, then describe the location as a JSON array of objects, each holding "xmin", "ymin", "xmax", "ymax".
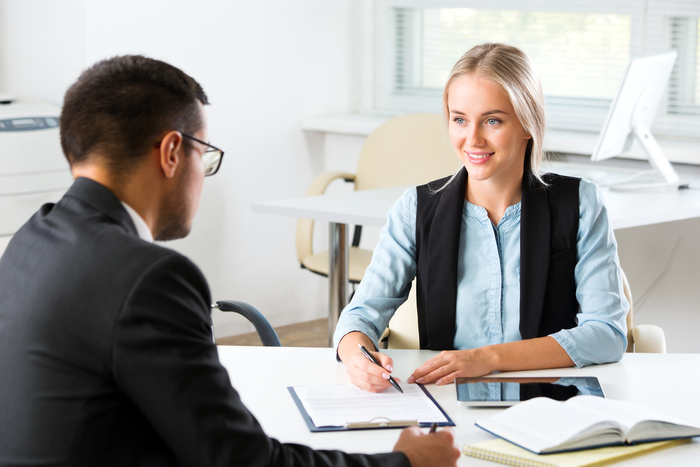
[{"xmin": 335, "ymin": 43, "xmax": 628, "ymax": 392}]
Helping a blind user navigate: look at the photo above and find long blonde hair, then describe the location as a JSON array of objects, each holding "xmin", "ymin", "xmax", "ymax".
[{"xmin": 443, "ymin": 43, "xmax": 546, "ymax": 185}]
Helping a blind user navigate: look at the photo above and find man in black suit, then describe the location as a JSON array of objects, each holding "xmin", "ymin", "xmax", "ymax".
[{"xmin": 0, "ymin": 56, "xmax": 458, "ymax": 466}]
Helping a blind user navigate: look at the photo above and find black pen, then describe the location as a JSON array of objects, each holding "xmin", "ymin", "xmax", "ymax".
[
  {"xmin": 429, "ymin": 422, "xmax": 438, "ymax": 434},
  {"xmin": 358, "ymin": 344, "xmax": 403, "ymax": 393}
]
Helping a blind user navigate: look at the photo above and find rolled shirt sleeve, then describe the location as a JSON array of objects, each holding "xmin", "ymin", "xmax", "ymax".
[
  {"xmin": 551, "ymin": 179, "xmax": 628, "ymax": 367},
  {"xmin": 333, "ymin": 188, "xmax": 418, "ymax": 351}
]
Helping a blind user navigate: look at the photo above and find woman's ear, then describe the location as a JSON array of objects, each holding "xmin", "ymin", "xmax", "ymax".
[{"xmin": 157, "ymin": 131, "xmax": 184, "ymax": 179}]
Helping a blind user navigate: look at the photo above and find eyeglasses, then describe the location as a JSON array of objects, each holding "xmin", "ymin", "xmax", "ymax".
[{"xmin": 181, "ymin": 133, "xmax": 225, "ymax": 177}]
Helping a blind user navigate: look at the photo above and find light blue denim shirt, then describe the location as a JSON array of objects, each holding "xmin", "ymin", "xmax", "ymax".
[{"xmin": 333, "ymin": 178, "xmax": 628, "ymax": 368}]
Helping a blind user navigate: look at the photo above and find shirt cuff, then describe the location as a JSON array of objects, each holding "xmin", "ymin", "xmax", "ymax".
[{"xmin": 551, "ymin": 331, "xmax": 586, "ymax": 368}]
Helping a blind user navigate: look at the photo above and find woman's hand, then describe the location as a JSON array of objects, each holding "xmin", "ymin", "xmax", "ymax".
[
  {"xmin": 407, "ymin": 337, "xmax": 575, "ymax": 385},
  {"xmin": 407, "ymin": 348, "xmax": 495, "ymax": 386},
  {"xmin": 346, "ymin": 349, "xmax": 401, "ymax": 392},
  {"xmin": 338, "ymin": 332, "xmax": 400, "ymax": 392}
]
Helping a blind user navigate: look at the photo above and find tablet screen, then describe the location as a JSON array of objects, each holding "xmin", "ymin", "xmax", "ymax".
[{"xmin": 455, "ymin": 376, "xmax": 604, "ymax": 407}]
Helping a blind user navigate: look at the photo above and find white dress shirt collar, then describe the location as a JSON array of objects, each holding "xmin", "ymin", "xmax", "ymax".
[{"xmin": 120, "ymin": 201, "xmax": 154, "ymax": 243}]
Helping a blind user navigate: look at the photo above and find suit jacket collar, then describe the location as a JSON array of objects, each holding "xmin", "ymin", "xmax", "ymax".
[{"xmin": 64, "ymin": 177, "xmax": 139, "ymax": 237}]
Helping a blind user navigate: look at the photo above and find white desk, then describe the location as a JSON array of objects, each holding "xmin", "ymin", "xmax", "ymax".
[
  {"xmin": 252, "ymin": 164, "xmax": 700, "ymax": 345},
  {"xmin": 253, "ymin": 179, "xmax": 700, "ymax": 230},
  {"xmin": 217, "ymin": 346, "xmax": 700, "ymax": 466}
]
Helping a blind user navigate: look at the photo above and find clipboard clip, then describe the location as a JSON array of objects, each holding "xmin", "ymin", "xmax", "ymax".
[{"xmin": 345, "ymin": 417, "xmax": 419, "ymax": 429}]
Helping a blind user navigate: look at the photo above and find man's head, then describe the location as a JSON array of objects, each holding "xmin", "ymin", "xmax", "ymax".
[
  {"xmin": 60, "ymin": 55, "xmax": 209, "ymax": 175},
  {"xmin": 61, "ymin": 55, "xmax": 216, "ymax": 241}
]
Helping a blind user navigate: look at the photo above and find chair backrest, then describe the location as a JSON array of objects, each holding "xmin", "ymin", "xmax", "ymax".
[
  {"xmin": 386, "ymin": 279, "xmax": 420, "ymax": 349},
  {"xmin": 621, "ymin": 269, "xmax": 634, "ymax": 352},
  {"xmin": 354, "ymin": 113, "xmax": 460, "ymax": 192},
  {"xmin": 296, "ymin": 113, "xmax": 461, "ymax": 267},
  {"xmin": 621, "ymin": 269, "xmax": 666, "ymax": 353}
]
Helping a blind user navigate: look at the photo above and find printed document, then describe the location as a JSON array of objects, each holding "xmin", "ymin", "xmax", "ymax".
[{"xmin": 292, "ymin": 383, "xmax": 448, "ymax": 428}]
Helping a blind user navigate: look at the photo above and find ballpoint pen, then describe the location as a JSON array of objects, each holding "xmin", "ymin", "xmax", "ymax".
[{"xmin": 358, "ymin": 344, "xmax": 403, "ymax": 393}]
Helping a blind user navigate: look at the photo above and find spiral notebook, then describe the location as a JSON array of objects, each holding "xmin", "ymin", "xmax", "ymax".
[{"xmin": 463, "ymin": 438, "xmax": 690, "ymax": 467}]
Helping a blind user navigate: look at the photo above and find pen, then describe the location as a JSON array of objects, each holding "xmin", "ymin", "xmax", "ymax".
[
  {"xmin": 429, "ymin": 422, "xmax": 438, "ymax": 434},
  {"xmin": 358, "ymin": 344, "xmax": 403, "ymax": 393}
]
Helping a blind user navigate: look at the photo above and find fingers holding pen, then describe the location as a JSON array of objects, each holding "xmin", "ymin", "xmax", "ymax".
[
  {"xmin": 358, "ymin": 344, "xmax": 404, "ymax": 393},
  {"xmin": 363, "ymin": 347, "xmax": 395, "ymax": 373},
  {"xmin": 394, "ymin": 425, "xmax": 460, "ymax": 467},
  {"xmin": 338, "ymin": 332, "xmax": 402, "ymax": 392},
  {"xmin": 347, "ymin": 349, "xmax": 400, "ymax": 393}
]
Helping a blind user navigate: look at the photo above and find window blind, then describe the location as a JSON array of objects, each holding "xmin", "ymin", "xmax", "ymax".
[
  {"xmin": 655, "ymin": 1, "xmax": 700, "ymax": 136},
  {"xmin": 366, "ymin": 0, "xmax": 700, "ymax": 139}
]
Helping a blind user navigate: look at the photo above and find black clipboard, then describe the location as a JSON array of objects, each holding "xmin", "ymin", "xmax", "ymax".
[{"xmin": 288, "ymin": 384, "xmax": 455, "ymax": 432}]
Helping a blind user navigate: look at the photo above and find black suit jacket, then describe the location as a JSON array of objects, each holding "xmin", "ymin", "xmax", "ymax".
[{"xmin": 0, "ymin": 178, "xmax": 408, "ymax": 467}]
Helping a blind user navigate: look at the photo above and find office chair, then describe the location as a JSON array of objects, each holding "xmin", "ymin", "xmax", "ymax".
[
  {"xmin": 297, "ymin": 113, "xmax": 460, "ymax": 283},
  {"xmin": 621, "ymin": 270, "xmax": 666, "ymax": 353},
  {"xmin": 380, "ymin": 269, "xmax": 667, "ymax": 353},
  {"xmin": 213, "ymin": 300, "xmax": 281, "ymax": 347}
]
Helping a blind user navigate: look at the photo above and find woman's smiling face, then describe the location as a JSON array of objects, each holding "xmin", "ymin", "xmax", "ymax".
[{"xmin": 447, "ymin": 74, "xmax": 531, "ymax": 189}]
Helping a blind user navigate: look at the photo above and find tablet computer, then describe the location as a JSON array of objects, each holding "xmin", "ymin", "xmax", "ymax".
[{"xmin": 455, "ymin": 376, "xmax": 605, "ymax": 407}]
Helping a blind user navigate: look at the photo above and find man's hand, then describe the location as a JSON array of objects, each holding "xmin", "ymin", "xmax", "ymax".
[{"xmin": 393, "ymin": 426, "xmax": 460, "ymax": 467}]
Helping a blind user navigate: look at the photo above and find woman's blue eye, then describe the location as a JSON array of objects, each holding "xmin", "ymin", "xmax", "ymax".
[
  {"xmin": 454, "ymin": 117, "xmax": 466, "ymax": 124},
  {"xmin": 487, "ymin": 118, "xmax": 499, "ymax": 125}
]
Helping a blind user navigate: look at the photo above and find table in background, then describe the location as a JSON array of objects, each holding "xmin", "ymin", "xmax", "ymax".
[
  {"xmin": 217, "ymin": 346, "xmax": 700, "ymax": 466},
  {"xmin": 252, "ymin": 163, "xmax": 700, "ymax": 345}
]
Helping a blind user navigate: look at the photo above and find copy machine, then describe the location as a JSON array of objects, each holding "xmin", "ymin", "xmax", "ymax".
[{"xmin": 0, "ymin": 95, "xmax": 72, "ymax": 255}]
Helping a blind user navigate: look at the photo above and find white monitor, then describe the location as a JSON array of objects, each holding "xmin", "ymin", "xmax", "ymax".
[{"xmin": 591, "ymin": 51, "xmax": 683, "ymax": 190}]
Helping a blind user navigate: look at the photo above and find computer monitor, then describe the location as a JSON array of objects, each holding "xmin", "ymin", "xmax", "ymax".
[{"xmin": 591, "ymin": 51, "xmax": 683, "ymax": 190}]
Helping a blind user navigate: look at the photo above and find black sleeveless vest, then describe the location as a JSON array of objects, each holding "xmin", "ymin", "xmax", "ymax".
[{"xmin": 415, "ymin": 167, "xmax": 581, "ymax": 350}]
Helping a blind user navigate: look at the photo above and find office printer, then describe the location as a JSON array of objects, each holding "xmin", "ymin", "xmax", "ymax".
[{"xmin": 0, "ymin": 95, "xmax": 72, "ymax": 253}]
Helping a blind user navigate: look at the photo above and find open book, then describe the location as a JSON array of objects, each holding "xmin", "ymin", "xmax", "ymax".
[{"xmin": 476, "ymin": 396, "xmax": 700, "ymax": 454}]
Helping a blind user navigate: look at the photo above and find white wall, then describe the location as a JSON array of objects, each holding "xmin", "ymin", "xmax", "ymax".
[
  {"xmin": 616, "ymin": 218, "xmax": 700, "ymax": 354},
  {"xmin": 0, "ymin": 0, "xmax": 358, "ymax": 337},
  {"xmin": 0, "ymin": 0, "xmax": 87, "ymax": 103}
]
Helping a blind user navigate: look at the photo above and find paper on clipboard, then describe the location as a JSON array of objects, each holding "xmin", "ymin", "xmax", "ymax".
[{"xmin": 290, "ymin": 383, "xmax": 450, "ymax": 429}]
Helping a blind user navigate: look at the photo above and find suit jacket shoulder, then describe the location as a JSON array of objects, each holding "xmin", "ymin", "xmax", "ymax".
[{"xmin": 0, "ymin": 177, "xmax": 409, "ymax": 467}]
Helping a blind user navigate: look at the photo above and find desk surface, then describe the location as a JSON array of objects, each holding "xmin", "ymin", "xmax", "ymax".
[
  {"xmin": 217, "ymin": 346, "xmax": 700, "ymax": 466},
  {"xmin": 252, "ymin": 163, "xmax": 700, "ymax": 230}
]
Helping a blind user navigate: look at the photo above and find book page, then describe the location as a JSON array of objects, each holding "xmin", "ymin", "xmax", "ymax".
[
  {"xmin": 566, "ymin": 395, "xmax": 700, "ymax": 440},
  {"xmin": 476, "ymin": 397, "xmax": 621, "ymax": 453},
  {"xmin": 292, "ymin": 384, "xmax": 448, "ymax": 428}
]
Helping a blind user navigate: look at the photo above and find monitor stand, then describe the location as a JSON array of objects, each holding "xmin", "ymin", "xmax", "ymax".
[{"xmin": 609, "ymin": 87, "xmax": 685, "ymax": 191}]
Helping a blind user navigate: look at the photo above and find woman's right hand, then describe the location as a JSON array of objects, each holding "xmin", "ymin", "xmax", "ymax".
[{"xmin": 338, "ymin": 332, "xmax": 400, "ymax": 393}]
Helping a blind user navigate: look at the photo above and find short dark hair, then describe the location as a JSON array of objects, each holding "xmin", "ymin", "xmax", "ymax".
[{"xmin": 60, "ymin": 55, "xmax": 209, "ymax": 173}]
